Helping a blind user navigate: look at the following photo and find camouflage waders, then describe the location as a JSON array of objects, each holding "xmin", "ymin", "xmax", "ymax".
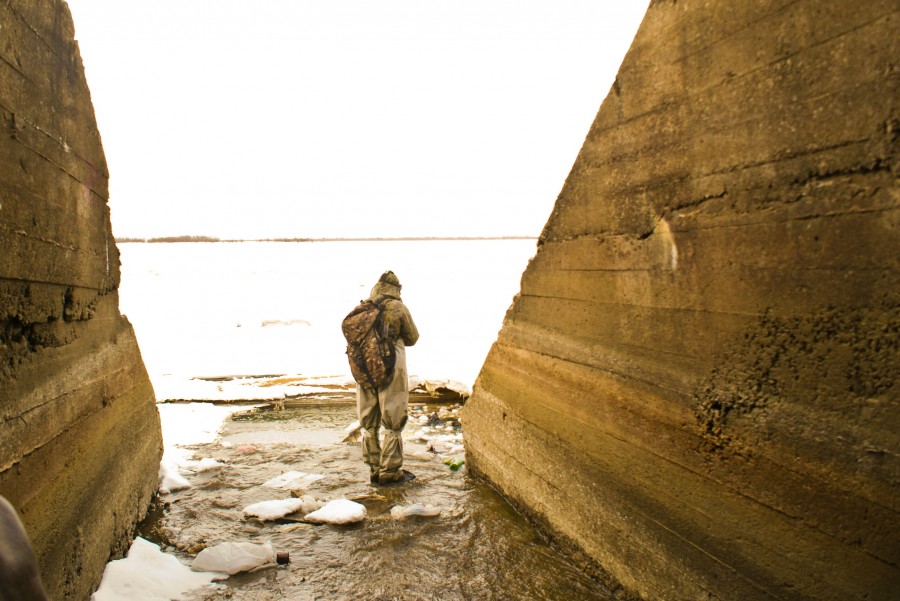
[{"xmin": 357, "ymin": 342, "xmax": 409, "ymax": 482}]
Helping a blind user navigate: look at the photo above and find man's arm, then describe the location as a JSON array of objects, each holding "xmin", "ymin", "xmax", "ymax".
[{"xmin": 399, "ymin": 303, "xmax": 419, "ymax": 346}]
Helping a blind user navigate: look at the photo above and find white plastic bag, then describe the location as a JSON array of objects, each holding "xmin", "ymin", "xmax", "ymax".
[{"xmin": 191, "ymin": 541, "xmax": 276, "ymax": 575}]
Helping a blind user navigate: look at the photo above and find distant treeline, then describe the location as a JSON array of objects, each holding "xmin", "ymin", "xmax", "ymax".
[
  {"xmin": 116, "ymin": 235, "xmax": 221, "ymax": 243},
  {"xmin": 116, "ymin": 236, "xmax": 536, "ymax": 243}
]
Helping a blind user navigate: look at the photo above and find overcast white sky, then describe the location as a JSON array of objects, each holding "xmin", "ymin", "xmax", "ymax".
[{"xmin": 65, "ymin": 1, "xmax": 647, "ymax": 239}]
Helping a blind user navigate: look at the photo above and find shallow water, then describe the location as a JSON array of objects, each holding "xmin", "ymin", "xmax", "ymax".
[{"xmin": 143, "ymin": 402, "xmax": 614, "ymax": 601}]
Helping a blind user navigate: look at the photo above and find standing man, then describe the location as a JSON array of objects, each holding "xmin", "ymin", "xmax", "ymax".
[{"xmin": 357, "ymin": 270, "xmax": 419, "ymax": 485}]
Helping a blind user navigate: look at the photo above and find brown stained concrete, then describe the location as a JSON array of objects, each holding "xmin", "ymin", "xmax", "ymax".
[
  {"xmin": 0, "ymin": 1, "xmax": 163, "ymax": 599},
  {"xmin": 463, "ymin": 1, "xmax": 899, "ymax": 600}
]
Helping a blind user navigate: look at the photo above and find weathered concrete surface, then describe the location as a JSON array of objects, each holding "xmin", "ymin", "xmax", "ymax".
[
  {"xmin": 0, "ymin": 1, "xmax": 163, "ymax": 599},
  {"xmin": 462, "ymin": 1, "xmax": 899, "ymax": 599}
]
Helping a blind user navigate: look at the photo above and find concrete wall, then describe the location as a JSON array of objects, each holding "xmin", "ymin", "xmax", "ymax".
[
  {"xmin": 0, "ymin": 1, "xmax": 163, "ymax": 599},
  {"xmin": 462, "ymin": 1, "xmax": 899, "ymax": 599}
]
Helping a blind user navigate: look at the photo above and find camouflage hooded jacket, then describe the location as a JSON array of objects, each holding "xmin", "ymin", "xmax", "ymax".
[{"xmin": 369, "ymin": 281, "xmax": 419, "ymax": 347}]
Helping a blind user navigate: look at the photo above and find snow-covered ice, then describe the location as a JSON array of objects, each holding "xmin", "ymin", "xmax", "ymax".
[
  {"xmin": 151, "ymin": 374, "xmax": 356, "ymax": 403},
  {"xmin": 242, "ymin": 498, "xmax": 306, "ymax": 521},
  {"xmin": 158, "ymin": 463, "xmax": 191, "ymax": 495},
  {"xmin": 158, "ymin": 403, "xmax": 248, "ymax": 449},
  {"xmin": 303, "ymin": 499, "xmax": 367, "ymax": 524},
  {"xmin": 187, "ymin": 457, "xmax": 226, "ymax": 472},
  {"xmin": 157, "ymin": 403, "xmax": 250, "ymax": 495},
  {"xmin": 91, "ymin": 537, "xmax": 223, "ymax": 601}
]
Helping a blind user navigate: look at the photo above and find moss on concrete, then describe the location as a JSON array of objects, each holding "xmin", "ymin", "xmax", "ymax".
[
  {"xmin": 463, "ymin": 1, "xmax": 900, "ymax": 599},
  {"xmin": 0, "ymin": 1, "xmax": 163, "ymax": 598}
]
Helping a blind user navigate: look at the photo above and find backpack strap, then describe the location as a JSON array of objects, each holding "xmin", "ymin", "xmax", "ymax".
[{"xmin": 371, "ymin": 297, "xmax": 391, "ymax": 339}]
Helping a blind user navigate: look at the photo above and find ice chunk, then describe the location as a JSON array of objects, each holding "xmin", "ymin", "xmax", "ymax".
[
  {"xmin": 187, "ymin": 457, "xmax": 225, "ymax": 472},
  {"xmin": 295, "ymin": 494, "xmax": 326, "ymax": 514},
  {"xmin": 243, "ymin": 498, "xmax": 305, "ymax": 521},
  {"xmin": 303, "ymin": 499, "xmax": 367, "ymax": 524},
  {"xmin": 158, "ymin": 463, "xmax": 191, "ymax": 495},
  {"xmin": 191, "ymin": 541, "xmax": 276, "ymax": 575},
  {"xmin": 91, "ymin": 537, "xmax": 222, "ymax": 601},
  {"xmin": 263, "ymin": 471, "xmax": 325, "ymax": 490},
  {"xmin": 390, "ymin": 503, "xmax": 442, "ymax": 519}
]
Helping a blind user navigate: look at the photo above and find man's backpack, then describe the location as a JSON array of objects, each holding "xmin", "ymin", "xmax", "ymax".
[{"xmin": 341, "ymin": 299, "xmax": 397, "ymax": 391}]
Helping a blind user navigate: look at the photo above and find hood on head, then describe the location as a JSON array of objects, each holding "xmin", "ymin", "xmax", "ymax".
[{"xmin": 370, "ymin": 270, "xmax": 401, "ymax": 300}]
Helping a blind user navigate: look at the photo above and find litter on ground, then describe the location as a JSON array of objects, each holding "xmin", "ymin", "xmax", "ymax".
[{"xmin": 191, "ymin": 541, "xmax": 279, "ymax": 575}]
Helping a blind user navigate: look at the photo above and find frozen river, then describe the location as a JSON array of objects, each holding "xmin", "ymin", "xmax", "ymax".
[{"xmin": 117, "ymin": 239, "xmax": 538, "ymax": 397}]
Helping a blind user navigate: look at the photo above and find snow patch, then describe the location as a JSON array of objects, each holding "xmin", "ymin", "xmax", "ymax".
[
  {"xmin": 303, "ymin": 499, "xmax": 367, "ymax": 524},
  {"xmin": 243, "ymin": 498, "xmax": 306, "ymax": 521},
  {"xmin": 91, "ymin": 537, "xmax": 223, "ymax": 601}
]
